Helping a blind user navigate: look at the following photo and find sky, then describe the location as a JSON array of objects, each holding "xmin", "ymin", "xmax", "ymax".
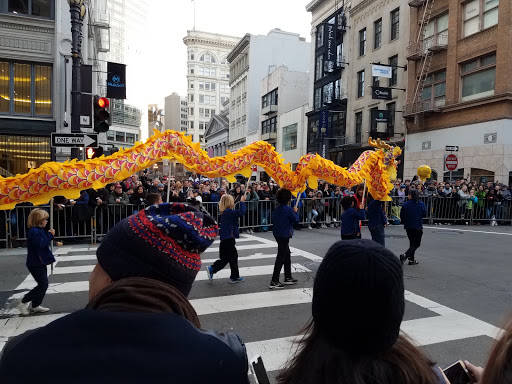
[{"xmin": 141, "ymin": 0, "xmax": 312, "ymax": 106}]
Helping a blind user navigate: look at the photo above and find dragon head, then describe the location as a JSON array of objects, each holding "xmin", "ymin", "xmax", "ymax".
[{"xmin": 368, "ymin": 137, "xmax": 402, "ymax": 181}]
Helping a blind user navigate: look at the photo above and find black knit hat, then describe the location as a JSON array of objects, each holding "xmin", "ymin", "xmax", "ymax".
[
  {"xmin": 97, "ymin": 203, "xmax": 218, "ymax": 297},
  {"xmin": 312, "ymin": 239, "xmax": 404, "ymax": 354}
]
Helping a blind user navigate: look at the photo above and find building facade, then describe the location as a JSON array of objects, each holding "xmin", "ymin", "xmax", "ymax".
[
  {"xmin": 106, "ymin": 100, "xmax": 142, "ymax": 149},
  {"xmin": 183, "ymin": 30, "xmax": 240, "ymax": 144},
  {"xmin": 403, "ymin": 0, "xmax": 511, "ymax": 183},
  {"xmin": 258, "ymin": 65, "xmax": 309, "ymax": 175},
  {"xmin": 204, "ymin": 100, "xmax": 229, "ymax": 159},
  {"xmin": 227, "ymin": 29, "xmax": 310, "ymax": 152},
  {"xmin": 164, "ymin": 92, "xmax": 188, "ymax": 132}
]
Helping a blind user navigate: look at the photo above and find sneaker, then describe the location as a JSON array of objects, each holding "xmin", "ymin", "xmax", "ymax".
[
  {"xmin": 17, "ymin": 299, "xmax": 30, "ymax": 315},
  {"xmin": 408, "ymin": 260, "xmax": 419, "ymax": 265},
  {"xmin": 399, "ymin": 254, "xmax": 406, "ymax": 266},
  {"xmin": 206, "ymin": 266, "xmax": 214, "ymax": 282},
  {"xmin": 308, "ymin": 225, "xmax": 312, "ymax": 229},
  {"xmin": 321, "ymin": 224, "xmax": 327, "ymax": 228},
  {"xmin": 311, "ymin": 220, "xmax": 316, "ymax": 224},
  {"xmin": 284, "ymin": 277, "xmax": 298, "ymax": 285},
  {"xmin": 269, "ymin": 281, "xmax": 285, "ymax": 290},
  {"xmin": 31, "ymin": 305, "xmax": 50, "ymax": 313},
  {"xmin": 229, "ymin": 277, "xmax": 244, "ymax": 284}
]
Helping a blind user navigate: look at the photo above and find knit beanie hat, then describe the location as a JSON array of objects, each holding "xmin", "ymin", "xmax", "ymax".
[
  {"xmin": 96, "ymin": 203, "xmax": 218, "ymax": 297},
  {"xmin": 312, "ymin": 239, "xmax": 404, "ymax": 354}
]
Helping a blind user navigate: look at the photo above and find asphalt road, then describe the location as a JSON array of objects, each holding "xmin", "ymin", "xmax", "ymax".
[{"xmin": 1, "ymin": 224, "xmax": 511, "ymax": 380}]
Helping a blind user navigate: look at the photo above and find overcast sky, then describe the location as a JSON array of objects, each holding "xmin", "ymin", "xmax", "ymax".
[{"xmin": 141, "ymin": 0, "xmax": 312, "ymax": 106}]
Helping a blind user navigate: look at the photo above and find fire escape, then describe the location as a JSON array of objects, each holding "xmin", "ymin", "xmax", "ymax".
[
  {"xmin": 87, "ymin": 1, "xmax": 110, "ymax": 95},
  {"xmin": 404, "ymin": 0, "xmax": 448, "ymax": 124}
]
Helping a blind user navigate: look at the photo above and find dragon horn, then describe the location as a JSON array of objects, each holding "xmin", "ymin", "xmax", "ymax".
[{"xmin": 369, "ymin": 137, "xmax": 392, "ymax": 150}]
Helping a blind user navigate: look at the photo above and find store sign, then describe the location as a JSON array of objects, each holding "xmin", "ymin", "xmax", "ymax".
[
  {"xmin": 372, "ymin": 64, "xmax": 392, "ymax": 78},
  {"xmin": 324, "ymin": 24, "xmax": 336, "ymax": 73},
  {"xmin": 371, "ymin": 86, "xmax": 392, "ymax": 100},
  {"xmin": 107, "ymin": 62, "xmax": 126, "ymax": 99},
  {"xmin": 371, "ymin": 109, "xmax": 391, "ymax": 124},
  {"xmin": 319, "ymin": 110, "xmax": 329, "ymax": 132}
]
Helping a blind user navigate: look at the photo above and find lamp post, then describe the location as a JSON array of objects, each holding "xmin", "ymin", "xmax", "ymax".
[{"xmin": 68, "ymin": 0, "xmax": 86, "ymax": 160}]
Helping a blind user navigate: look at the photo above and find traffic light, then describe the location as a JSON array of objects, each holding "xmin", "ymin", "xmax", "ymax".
[
  {"xmin": 86, "ymin": 146, "xmax": 104, "ymax": 159},
  {"xmin": 93, "ymin": 96, "xmax": 110, "ymax": 133}
]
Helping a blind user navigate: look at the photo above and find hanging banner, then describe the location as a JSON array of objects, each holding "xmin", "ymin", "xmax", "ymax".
[
  {"xmin": 372, "ymin": 64, "xmax": 392, "ymax": 78},
  {"xmin": 319, "ymin": 110, "xmax": 329, "ymax": 132},
  {"xmin": 371, "ymin": 86, "xmax": 392, "ymax": 100},
  {"xmin": 324, "ymin": 24, "xmax": 336, "ymax": 73},
  {"xmin": 107, "ymin": 62, "xmax": 127, "ymax": 99}
]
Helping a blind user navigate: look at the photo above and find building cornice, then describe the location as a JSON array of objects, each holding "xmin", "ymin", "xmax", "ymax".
[
  {"xmin": 306, "ymin": 0, "xmax": 326, "ymax": 12},
  {"xmin": 0, "ymin": 13, "xmax": 54, "ymax": 34},
  {"xmin": 350, "ymin": 0, "xmax": 377, "ymax": 16},
  {"xmin": 227, "ymin": 34, "xmax": 251, "ymax": 62},
  {"xmin": 183, "ymin": 36, "xmax": 238, "ymax": 49}
]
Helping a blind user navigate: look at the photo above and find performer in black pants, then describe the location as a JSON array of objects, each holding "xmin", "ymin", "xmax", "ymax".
[
  {"xmin": 206, "ymin": 194, "xmax": 247, "ymax": 283},
  {"xmin": 400, "ymin": 189, "xmax": 427, "ymax": 265}
]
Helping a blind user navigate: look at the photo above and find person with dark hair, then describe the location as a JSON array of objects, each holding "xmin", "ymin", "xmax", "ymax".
[
  {"xmin": 270, "ymin": 188, "xmax": 299, "ymax": 289},
  {"xmin": 340, "ymin": 196, "xmax": 365, "ymax": 240},
  {"xmin": 277, "ymin": 239, "xmax": 447, "ymax": 384},
  {"xmin": 367, "ymin": 194, "xmax": 387, "ymax": 246},
  {"xmin": 146, "ymin": 192, "xmax": 163, "ymax": 206},
  {"xmin": 0, "ymin": 204, "xmax": 249, "ymax": 383},
  {"xmin": 400, "ymin": 189, "xmax": 426, "ymax": 265}
]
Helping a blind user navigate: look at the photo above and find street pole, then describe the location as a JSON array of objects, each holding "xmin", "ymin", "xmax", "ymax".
[{"xmin": 68, "ymin": 0, "xmax": 85, "ymax": 160}]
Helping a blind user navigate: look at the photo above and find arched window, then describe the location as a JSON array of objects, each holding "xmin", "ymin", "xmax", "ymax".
[
  {"xmin": 221, "ymin": 56, "xmax": 228, "ymax": 65},
  {"xmin": 200, "ymin": 52, "xmax": 217, "ymax": 64}
]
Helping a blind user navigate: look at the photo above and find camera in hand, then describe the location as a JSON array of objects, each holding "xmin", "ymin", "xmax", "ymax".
[{"xmin": 443, "ymin": 360, "xmax": 472, "ymax": 384}]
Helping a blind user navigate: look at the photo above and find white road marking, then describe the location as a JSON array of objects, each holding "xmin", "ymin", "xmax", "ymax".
[{"xmin": 424, "ymin": 226, "xmax": 512, "ymax": 236}]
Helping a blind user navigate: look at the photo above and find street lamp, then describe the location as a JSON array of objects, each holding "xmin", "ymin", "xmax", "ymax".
[{"xmin": 67, "ymin": 0, "xmax": 86, "ymax": 160}]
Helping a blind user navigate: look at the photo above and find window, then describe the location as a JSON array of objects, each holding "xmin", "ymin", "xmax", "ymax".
[
  {"xmin": 316, "ymin": 24, "xmax": 324, "ymax": 48},
  {"xmin": 374, "ymin": 19, "xmax": 382, "ymax": 49},
  {"xmin": 189, "ymin": 107, "xmax": 194, "ymax": 116},
  {"xmin": 0, "ymin": 61, "xmax": 52, "ymax": 116},
  {"xmin": 424, "ymin": 13, "xmax": 449, "ymax": 47},
  {"xmin": 221, "ymin": 96, "xmax": 229, "ymax": 104},
  {"xmin": 116, "ymin": 132, "xmax": 125, "ymax": 142},
  {"xmin": 389, "ymin": 55, "xmax": 398, "ymax": 87},
  {"xmin": 205, "ymin": 109, "xmax": 211, "ymax": 118},
  {"xmin": 315, "ymin": 55, "xmax": 324, "ymax": 81},
  {"xmin": 463, "ymin": 0, "xmax": 498, "ymax": 37},
  {"xmin": 373, "ymin": 75, "xmax": 380, "ymax": 87},
  {"xmin": 200, "ymin": 52, "xmax": 216, "ymax": 63},
  {"xmin": 189, "ymin": 81, "xmax": 194, "ymax": 89},
  {"xmin": 386, "ymin": 102, "xmax": 396, "ymax": 135},
  {"xmin": 323, "ymin": 82, "xmax": 333, "ymax": 105},
  {"xmin": 355, "ymin": 112, "xmax": 363, "ymax": 143},
  {"xmin": 189, "ymin": 94, "xmax": 194, "ymax": 102},
  {"xmin": 190, "ymin": 52, "xmax": 195, "ymax": 61},
  {"xmin": 220, "ymin": 83, "xmax": 230, "ymax": 93},
  {"xmin": 199, "ymin": 122, "xmax": 205, "ymax": 130},
  {"xmin": 222, "ymin": 70, "xmax": 229, "ymax": 79},
  {"xmin": 262, "ymin": 88, "xmax": 278, "ymax": 108},
  {"xmin": 107, "ymin": 131, "xmax": 115, "ymax": 141},
  {"xmin": 359, "ymin": 28, "xmax": 367, "ymax": 56},
  {"xmin": 189, "ymin": 67, "xmax": 194, "ymax": 74},
  {"xmin": 282, "ymin": 123, "xmax": 298, "ymax": 151},
  {"xmin": 261, "ymin": 117, "xmax": 277, "ymax": 134},
  {"xmin": 421, "ymin": 69, "xmax": 446, "ymax": 107},
  {"xmin": 461, "ymin": 53, "xmax": 496, "ymax": 101},
  {"xmin": 391, "ymin": 8, "xmax": 400, "ymax": 40},
  {"xmin": 314, "ymin": 88, "xmax": 322, "ymax": 110},
  {"xmin": 7, "ymin": 0, "xmax": 53, "ymax": 18},
  {"xmin": 357, "ymin": 70, "xmax": 365, "ymax": 98},
  {"xmin": 199, "ymin": 108, "xmax": 204, "ymax": 117},
  {"xmin": 221, "ymin": 57, "xmax": 227, "ymax": 65}
]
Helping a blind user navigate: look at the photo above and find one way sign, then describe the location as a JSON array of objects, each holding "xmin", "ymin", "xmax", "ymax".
[{"xmin": 51, "ymin": 133, "xmax": 98, "ymax": 149}]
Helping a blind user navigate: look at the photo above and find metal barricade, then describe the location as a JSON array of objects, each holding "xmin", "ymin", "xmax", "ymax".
[
  {"xmin": 94, "ymin": 204, "xmax": 144, "ymax": 242},
  {"xmin": 0, "ymin": 209, "xmax": 8, "ymax": 248}
]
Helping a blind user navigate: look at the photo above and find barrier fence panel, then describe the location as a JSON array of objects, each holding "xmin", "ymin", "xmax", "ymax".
[{"xmin": 1, "ymin": 195, "xmax": 511, "ymax": 248}]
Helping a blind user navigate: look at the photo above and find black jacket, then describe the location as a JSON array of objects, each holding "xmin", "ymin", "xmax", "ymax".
[{"xmin": 0, "ymin": 309, "xmax": 248, "ymax": 384}]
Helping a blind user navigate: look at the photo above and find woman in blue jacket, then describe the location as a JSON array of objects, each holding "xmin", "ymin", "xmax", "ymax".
[
  {"xmin": 270, "ymin": 188, "xmax": 299, "ymax": 289},
  {"xmin": 400, "ymin": 189, "xmax": 427, "ymax": 265},
  {"xmin": 17, "ymin": 208, "xmax": 56, "ymax": 315},
  {"xmin": 206, "ymin": 193, "xmax": 246, "ymax": 283},
  {"xmin": 367, "ymin": 195, "xmax": 387, "ymax": 246},
  {"xmin": 340, "ymin": 196, "xmax": 366, "ymax": 240}
]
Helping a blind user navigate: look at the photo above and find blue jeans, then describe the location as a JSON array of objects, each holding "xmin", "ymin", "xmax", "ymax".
[
  {"xmin": 23, "ymin": 265, "xmax": 48, "ymax": 308},
  {"xmin": 369, "ymin": 225, "xmax": 386, "ymax": 247}
]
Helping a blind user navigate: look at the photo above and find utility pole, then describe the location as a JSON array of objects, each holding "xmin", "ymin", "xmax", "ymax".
[{"xmin": 68, "ymin": 0, "xmax": 86, "ymax": 160}]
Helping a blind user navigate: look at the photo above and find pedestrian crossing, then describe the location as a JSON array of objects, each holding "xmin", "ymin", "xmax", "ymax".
[{"xmin": 0, "ymin": 233, "xmax": 502, "ymax": 378}]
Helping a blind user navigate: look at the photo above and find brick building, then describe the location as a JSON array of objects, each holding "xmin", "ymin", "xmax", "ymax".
[{"xmin": 403, "ymin": 0, "xmax": 511, "ymax": 183}]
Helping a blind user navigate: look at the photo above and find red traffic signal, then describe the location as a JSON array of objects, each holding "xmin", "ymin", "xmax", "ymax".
[{"xmin": 96, "ymin": 97, "xmax": 109, "ymax": 109}]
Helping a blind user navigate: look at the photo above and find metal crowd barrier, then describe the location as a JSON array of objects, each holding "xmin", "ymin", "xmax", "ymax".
[{"xmin": 1, "ymin": 196, "xmax": 511, "ymax": 248}]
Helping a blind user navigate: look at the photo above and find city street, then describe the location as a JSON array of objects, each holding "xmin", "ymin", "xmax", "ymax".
[{"xmin": 1, "ymin": 225, "xmax": 510, "ymax": 380}]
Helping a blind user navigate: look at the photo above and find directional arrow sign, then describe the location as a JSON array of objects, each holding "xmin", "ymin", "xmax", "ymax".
[
  {"xmin": 445, "ymin": 145, "xmax": 459, "ymax": 152},
  {"xmin": 51, "ymin": 133, "xmax": 99, "ymax": 149}
]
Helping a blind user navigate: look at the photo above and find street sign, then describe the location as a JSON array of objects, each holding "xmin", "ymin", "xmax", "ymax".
[
  {"xmin": 445, "ymin": 154, "xmax": 458, "ymax": 171},
  {"xmin": 51, "ymin": 133, "xmax": 98, "ymax": 148},
  {"xmin": 446, "ymin": 146, "xmax": 459, "ymax": 152}
]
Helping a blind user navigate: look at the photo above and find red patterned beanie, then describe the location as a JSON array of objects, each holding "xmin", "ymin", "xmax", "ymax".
[{"xmin": 96, "ymin": 203, "xmax": 219, "ymax": 297}]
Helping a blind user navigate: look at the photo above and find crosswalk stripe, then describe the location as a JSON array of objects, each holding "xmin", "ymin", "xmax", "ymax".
[{"xmin": 12, "ymin": 263, "xmax": 312, "ymax": 293}]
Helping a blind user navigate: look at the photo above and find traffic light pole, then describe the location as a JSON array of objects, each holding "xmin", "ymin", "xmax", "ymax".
[{"xmin": 69, "ymin": 1, "xmax": 84, "ymax": 161}]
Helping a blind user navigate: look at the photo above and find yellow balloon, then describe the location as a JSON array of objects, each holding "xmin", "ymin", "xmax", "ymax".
[{"xmin": 417, "ymin": 165, "xmax": 432, "ymax": 182}]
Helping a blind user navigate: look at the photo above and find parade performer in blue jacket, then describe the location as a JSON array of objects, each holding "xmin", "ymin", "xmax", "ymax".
[
  {"xmin": 17, "ymin": 208, "xmax": 56, "ymax": 315},
  {"xmin": 367, "ymin": 195, "xmax": 387, "ymax": 246},
  {"xmin": 270, "ymin": 188, "xmax": 299, "ymax": 289},
  {"xmin": 400, "ymin": 189, "xmax": 427, "ymax": 265},
  {"xmin": 340, "ymin": 196, "xmax": 366, "ymax": 240},
  {"xmin": 207, "ymin": 193, "xmax": 247, "ymax": 283}
]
